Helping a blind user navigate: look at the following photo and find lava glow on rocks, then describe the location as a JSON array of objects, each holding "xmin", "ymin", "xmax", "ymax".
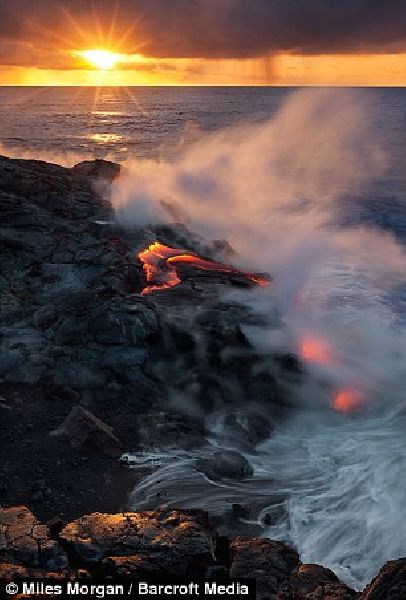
[
  {"xmin": 299, "ymin": 336, "xmax": 334, "ymax": 365},
  {"xmin": 138, "ymin": 242, "xmax": 270, "ymax": 295},
  {"xmin": 299, "ymin": 335, "xmax": 364, "ymax": 413},
  {"xmin": 333, "ymin": 388, "xmax": 363, "ymax": 412}
]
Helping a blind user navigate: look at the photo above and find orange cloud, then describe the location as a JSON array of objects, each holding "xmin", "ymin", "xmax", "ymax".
[{"xmin": 1, "ymin": 52, "xmax": 405, "ymax": 86}]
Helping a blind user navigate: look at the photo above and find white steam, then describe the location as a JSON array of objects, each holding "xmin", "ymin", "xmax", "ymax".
[
  {"xmin": 113, "ymin": 88, "xmax": 385, "ymax": 263},
  {"xmin": 113, "ymin": 88, "xmax": 405, "ymax": 406},
  {"xmin": 116, "ymin": 89, "xmax": 406, "ymax": 589}
]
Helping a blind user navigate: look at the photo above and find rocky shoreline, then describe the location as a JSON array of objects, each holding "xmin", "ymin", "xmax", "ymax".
[
  {"xmin": 0, "ymin": 154, "xmax": 405, "ymax": 598},
  {"xmin": 0, "ymin": 505, "xmax": 405, "ymax": 599},
  {"xmin": 0, "ymin": 153, "xmax": 286, "ymax": 523}
]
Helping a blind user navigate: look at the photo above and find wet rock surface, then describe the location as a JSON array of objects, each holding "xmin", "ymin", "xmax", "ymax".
[
  {"xmin": 360, "ymin": 558, "xmax": 406, "ymax": 600},
  {"xmin": 195, "ymin": 450, "xmax": 254, "ymax": 481},
  {"xmin": 1, "ymin": 505, "xmax": 399, "ymax": 599}
]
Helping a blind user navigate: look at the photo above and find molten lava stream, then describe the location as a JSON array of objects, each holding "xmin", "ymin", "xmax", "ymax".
[{"xmin": 138, "ymin": 241, "xmax": 270, "ymax": 295}]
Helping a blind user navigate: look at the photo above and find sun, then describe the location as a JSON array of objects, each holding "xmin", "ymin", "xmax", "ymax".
[{"xmin": 74, "ymin": 49, "xmax": 124, "ymax": 70}]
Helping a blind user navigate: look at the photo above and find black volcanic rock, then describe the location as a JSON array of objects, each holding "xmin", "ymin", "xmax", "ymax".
[
  {"xmin": 71, "ymin": 159, "xmax": 121, "ymax": 183},
  {"xmin": 195, "ymin": 450, "xmax": 254, "ymax": 481},
  {"xmin": 50, "ymin": 406, "xmax": 123, "ymax": 458},
  {"xmin": 0, "ymin": 153, "xmax": 294, "ymax": 545},
  {"xmin": 0, "ymin": 506, "xmax": 67, "ymax": 570},
  {"xmin": 361, "ymin": 558, "xmax": 406, "ymax": 599},
  {"xmin": 230, "ymin": 537, "xmax": 300, "ymax": 598},
  {"xmin": 279, "ymin": 563, "xmax": 357, "ymax": 598},
  {"xmin": 0, "ymin": 505, "xmax": 359, "ymax": 599},
  {"xmin": 60, "ymin": 508, "xmax": 214, "ymax": 576},
  {"xmin": 0, "ymin": 505, "xmax": 404, "ymax": 598},
  {"xmin": 0, "ymin": 155, "xmax": 159, "ymax": 521}
]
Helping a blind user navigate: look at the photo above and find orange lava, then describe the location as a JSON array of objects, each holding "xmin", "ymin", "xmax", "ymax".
[
  {"xmin": 332, "ymin": 388, "xmax": 363, "ymax": 412},
  {"xmin": 299, "ymin": 336, "xmax": 334, "ymax": 365},
  {"xmin": 138, "ymin": 242, "xmax": 270, "ymax": 295},
  {"xmin": 299, "ymin": 335, "xmax": 365, "ymax": 413}
]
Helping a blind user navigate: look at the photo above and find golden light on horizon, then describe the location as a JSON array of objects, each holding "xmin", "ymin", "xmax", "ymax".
[
  {"xmin": 1, "ymin": 51, "xmax": 405, "ymax": 86},
  {"xmin": 74, "ymin": 49, "xmax": 125, "ymax": 70}
]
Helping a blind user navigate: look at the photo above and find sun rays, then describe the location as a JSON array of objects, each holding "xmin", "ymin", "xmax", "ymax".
[{"xmin": 74, "ymin": 49, "xmax": 126, "ymax": 70}]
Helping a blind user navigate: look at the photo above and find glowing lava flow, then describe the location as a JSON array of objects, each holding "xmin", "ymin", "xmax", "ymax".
[
  {"xmin": 299, "ymin": 335, "xmax": 364, "ymax": 413},
  {"xmin": 138, "ymin": 242, "xmax": 270, "ymax": 295}
]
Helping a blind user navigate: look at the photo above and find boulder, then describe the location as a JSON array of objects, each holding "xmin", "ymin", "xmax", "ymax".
[
  {"xmin": 0, "ymin": 504, "xmax": 399, "ymax": 598},
  {"xmin": 361, "ymin": 558, "xmax": 406, "ymax": 600},
  {"xmin": 0, "ymin": 506, "xmax": 67, "ymax": 570},
  {"xmin": 59, "ymin": 508, "xmax": 214, "ymax": 576},
  {"xmin": 279, "ymin": 563, "xmax": 356, "ymax": 598},
  {"xmin": 49, "ymin": 406, "xmax": 122, "ymax": 457},
  {"xmin": 136, "ymin": 411, "xmax": 206, "ymax": 450},
  {"xmin": 218, "ymin": 412, "xmax": 273, "ymax": 451},
  {"xmin": 229, "ymin": 537, "xmax": 299, "ymax": 598},
  {"xmin": 72, "ymin": 160, "xmax": 121, "ymax": 183},
  {"xmin": 196, "ymin": 450, "xmax": 253, "ymax": 481}
]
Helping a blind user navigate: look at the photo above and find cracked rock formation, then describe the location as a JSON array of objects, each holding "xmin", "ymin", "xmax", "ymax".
[
  {"xmin": 1, "ymin": 505, "xmax": 404, "ymax": 599},
  {"xmin": 0, "ymin": 506, "xmax": 67, "ymax": 570}
]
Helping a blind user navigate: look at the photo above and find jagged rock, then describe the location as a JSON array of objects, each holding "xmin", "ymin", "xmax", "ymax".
[
  {"xmin": 196, "ymin": 450, "xmax": 254, "ymax": 481},
  {"xmin": 0, "ymin": 506, "xmax": 67, "ymax": 570},
  {"xmin": 0, "ymin": 562, "xmax": 66, "ymax": 581},
  {"xmin": 0, "ymin": 349, "xmax": 25, "ymax": 376},
  {"xmin": 278, "ymin": 564, "xmax": 357, "ymax": 598},
  {"xmin": 0, "ymin": 156, "xmax": 110, "ymax": 219},
  {"xmin": 102, "ymin": 555, "xmax": 167, "ymax": 577},
  {"xmin": 0, "ymin": 562, "xmax": 30, "ymax": 578},
  {"xmin": 72, "ymin": 159, "xmax": 121, "ymax": 183},
  {"xmin": 50, "ymin": 406, "xmax": 122, "ymax": 457},
  {"xmin": 305, "ymin": 582, "xmax": 357, "ymax": 599},
  {"xmin": 361, "ymin": 558, "xmax": 406, "ymax": 599},
  {"xmin": 136, "ymin": 412, "xmax": 206, "ymax": 450},
  {"xmin": 231, "ymin": 504, "xmax": 251, "ymax": 519},
  {"xmin": 229, "ymin": 537, "xmax": 299, "ymax": 599},
  {"xmin": 53, "ymin": 360, "xmax": 108, "ymax": 390},
  {"xmin": 59, "ymin": 508, "xmax": 214, "ymax": 576},
  {"xmin": 0, "ymin": 505, "xmax": 401, "ymax": 598},
  {"xmin": 217, "ymin": 412, "xmax": 274, "ymax": 451}
]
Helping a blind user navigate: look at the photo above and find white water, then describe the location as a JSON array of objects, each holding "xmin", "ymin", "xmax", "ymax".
[
  {"xmin": 128, "ymin": 400, "xmax": 406, "ymax": 589},
  {"xmin": 259, "ymin": 407, "xmax": 406, "ymax": 588},
  {"xmin": 116, "ymin": 88, "xmax": 406, "ymax": 590}
]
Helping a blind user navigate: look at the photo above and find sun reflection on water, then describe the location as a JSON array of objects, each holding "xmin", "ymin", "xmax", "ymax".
[{"xmin": 89, "ymin": 133, "xmax": 123, "ymax": 143}]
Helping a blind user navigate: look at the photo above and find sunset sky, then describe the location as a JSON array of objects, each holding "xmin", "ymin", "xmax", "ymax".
[{"xmin": 1, "ymin": 0, "xmax": 406, "ymax": 86}]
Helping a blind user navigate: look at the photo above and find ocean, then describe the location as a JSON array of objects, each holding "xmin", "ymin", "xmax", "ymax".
[
  {"xmin": 1, "ymin": 86, "xmax": 406, "ymax": 589},
  {"xmin": 0, "ymin": 86, "xmax": 291, "ymax": 160},
  {"xmin": 1, "ymin": 86, "xmax": 405, "ymax": 239}
]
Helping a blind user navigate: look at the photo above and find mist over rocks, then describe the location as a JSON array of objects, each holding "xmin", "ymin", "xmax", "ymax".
[{"xmin": 0, "ymin": 153, "xmax": 290, "ymax": 524}]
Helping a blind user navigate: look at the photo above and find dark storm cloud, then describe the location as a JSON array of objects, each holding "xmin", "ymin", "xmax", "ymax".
[{"xmin": 1, "ymin": 0, "xmax": 406, "ymax": 67}]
